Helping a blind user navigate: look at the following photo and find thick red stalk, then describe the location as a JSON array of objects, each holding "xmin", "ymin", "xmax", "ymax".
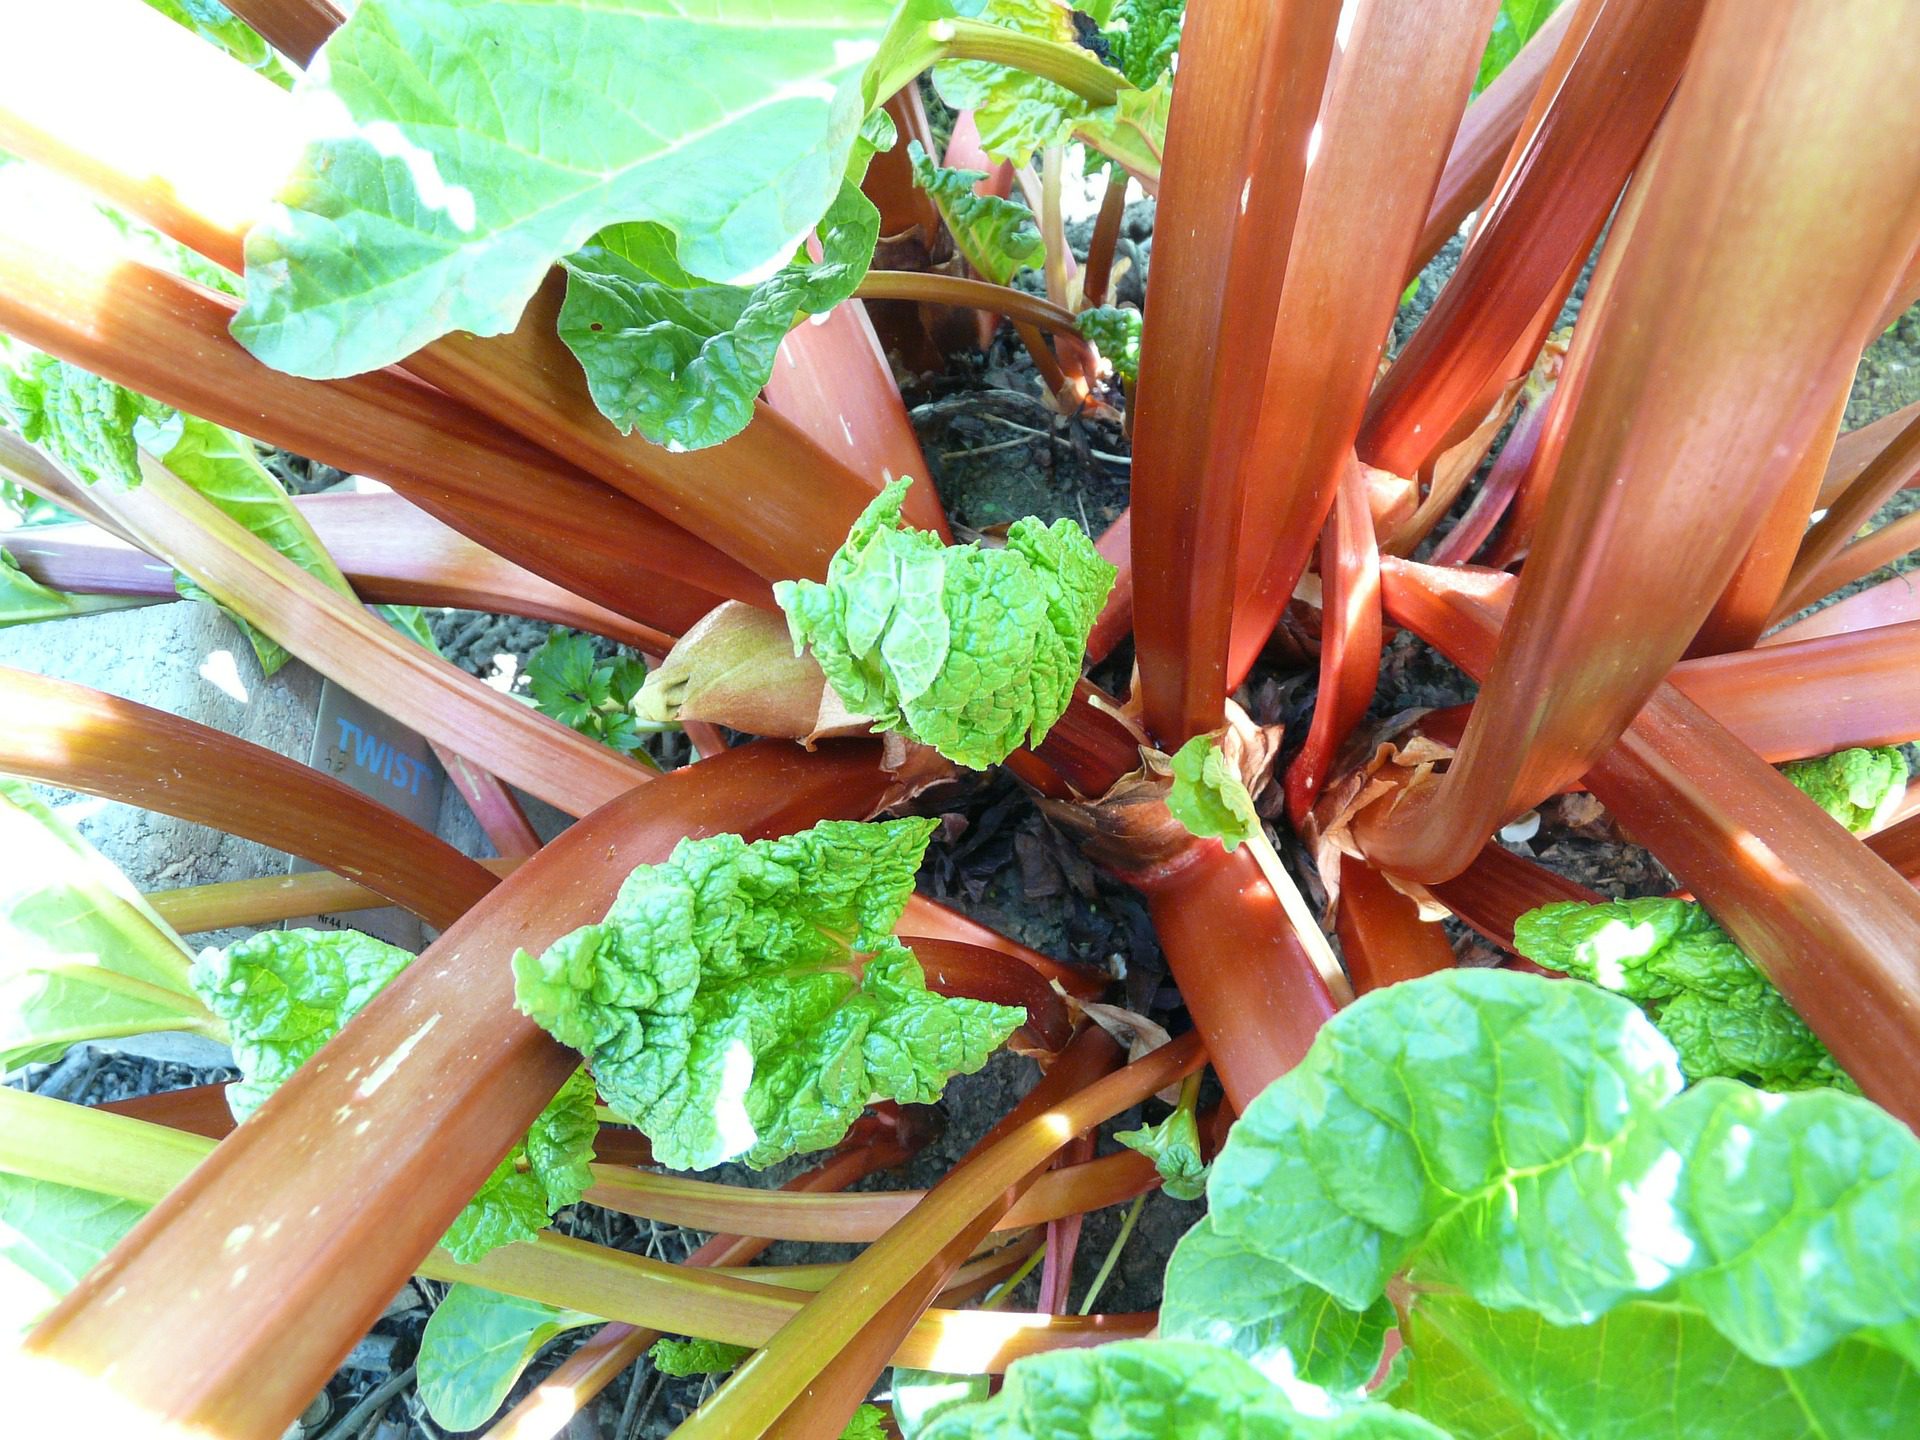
[
  {"xmin": 1407, "ymin": 1, "xmax": 1578, "ymax": 279},
  {"xmin": 1763, "ymin": 574, "xmax": 1920, "ymax": 647},
  {"xmin": 1227, "ymin": 0, "xmax": 1499, "ymax": 683},
  {"xmin": 1428, "ymin": 388, "xmax": 1550, "ymax": 566},
  {"xmin": 432, "ymin": 746, "xmax": 543, "ymax": 859},
  {"xmin": 1774, "ymin": 509, "xmax": 1920, "ymax": 621},
  {"xmin": 24, "ymin": 742, "xmax": 917, "ymax": 1439},
  {"xmin": 1333, "ymin": 855, "xmax": 1455, "ymax": 993},
  {"xmin": 1358, "ymin": 0, "xmax": 1704, "ymax": 479},
  {"xmin": 1775, "ymin": 406, "xmax": 1920, "ymax": 617},
  {"xmin": 0, "ymin": 666, "xmax": 497, "ymax": 929},
  {"xmin": 1129, "ymin": 0, "xmax": 1342, "ymax": 745},
  {"xmin": 1427, "ymin": 843, "xmax": 1602, "ymax": 950},
  {"xmin": 945, "ymin": 110, "xmax": 1021, "ymax": 352},
  {"xmin": 224, "ymin": 0, "xmax": 342, "ymax": 65},
  {"xmin": 1285, "ymin": 457, "xmax": 1383, "ymax": 821},
  {"xmin": 1381, "ymin": 559, "xmax": 1920, "ymax": 1122},
  {"xmin": 1358, "ymin": 0, "xmax": 1920, "ymax": 884},
  {"xmin": 1815, "ymin": 398, "xmax": 1920, "ymax": 509},
  {"xmin": 1084, "ymin": 509, "xmax": 1134, "ymax": 664}
]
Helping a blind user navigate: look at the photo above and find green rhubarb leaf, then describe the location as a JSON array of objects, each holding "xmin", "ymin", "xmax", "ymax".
[
  {"xmin": 232, "ymin": 0, "xmax": 927, "ymax": 380},
  {"xmin": 1397, "ymin": 1292, "xmax": 1918, "ymax": 1440},
  {"xmin": 440, "ymin": 1068, "xmax": 599, "ymax": 1264},
  {"xmin": 1166, "ymin": 736, "xmax": 1259, "ymax": 852},
  {"xmin": 0, "ymin": 346, "xmax": 171, "ymax": 489},
  {"xmin": 557, "ymin": 169, "xmax": 881, "ymax": 450},
  {"xmin": 1475, "ymin": 0, "xmax": 1564, "ymax": 94},
  {"xmin": 916, "ymin": 1340, "xmax": 1447, "ymax": 1440},
  {"xmin": 1074, "ymin": 74, "xmax": 1170, "ymax": 182},
  {"xmin": 0, "ymin": 1173, "xmax": 148, "ymax": 1336},
  {"xmin": 651, "ymin": 1336, "xmax": 754, "ymax": 1377},
  {"xmin": 1, "ymin": 550, "xmax": 144, "ymax": 627},
  {"xmin": 775, "ymin": 479, "xmax": 1116, "ymax": 770},
  {"xmin": 1102, "ymin": 0, "xmax": 1183, "ymax": 90},
  {"xmin": 1780, "ymin": 745, "xmax": 1907, "ymax": 834},
  {"xmin": 908, "ymin": 141, "xmax": 1043, "ymax": 285},
  {"xmin": 189, "ymin": 928, "xmax": 415, "ymax": 1121},
  {"xmin": 1076, "ymin": 305, "xmax": 1143, "ymax": 386},
  {"xmin": 141, "ymin": 0, "xmax": 294, "ymax": 88},
  {"xmin": 0, "ymin": 779, "xmax": 217, "ymax": 1072},
  {"xmin": 1162, "ymin": 1215, "xmax": 1393, "ymax": 1398},
  {"xmin": 1512, "ymin": 897, "xmax": 1853, "ymax": 1092},
  {"xmin": 894, "ymin": 1368, "xmax": 992, "ymax": 1439},
  {"xmin": 417, "ymin": 1284, "xmax": 601, "ymax": 1431},
  {"xmin": 1115, "ymin": 1099, "xmax": 1209, "ymax": 1201},
  {"xmin": 512, "ymin": 818, "xmax": 1022, "ymax": 1170},
  {"xmin": 843, "ymin": 1405, "xmax": 890, "ymax": 1440},
  {"xmin": 1191, "ymin": 969, "xmax": 1920, "ymax": 1427},
  {"xmin": 933, "ymin": 0, "xmax": 1100, "ymax": 165},
  {"xmin": 191, "ymin": 929, "xmax": 599, "ymax": 1261}
]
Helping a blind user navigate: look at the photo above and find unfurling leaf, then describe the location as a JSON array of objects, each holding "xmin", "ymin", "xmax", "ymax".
[
  {"xmin": 650, "ymin": 1336, "xmax": 754, "ymax": 1377},
  {"xmin": 1114, "ymin": 1082, "xmax": 1208, "ymax": 1200},
  {"xmin": 1513, "ymin": 897, "xmax": 1854, "ymax": 1091},
  {"xmin": 916, "ymin": 1340, "xmax": 1446, "ymax": 1439},
  {"xmin": 1182, "ymin": 969, "xmax": 1919, "ymax": 1432},
  {"xmin": 1165, "ymin": 736, "xmax": 1259, "ymax": 851},
  {"xmin": 908, "ymin": 141, "xmax": 1043, "ymax": 285},
  {"xmin": 776, "ymin": 480, "xmax": 1116, "ymax": 770},
  {"xmin": 417, "ymin": 1285, "xmax": 601, "ymax": 1431},
  {"xmin": 0, "ymin": 347, "xmax": 171, "ymax": 489},
  {"xmin": 1780, "ymin": 745, "xmax": 1907, "ymax": 834},
  {"xmin": 191, "ymin": 929, "xmax": 597, "ymax": 1261},
  {"xmin": 0, "ymin": 779, "xmax": 217, "ymax": 1073},
  {"xmin": 1073, "ymin": 75, "xmax": 1171, "ymax": 183},
  {"xmin": 233, "ymin": 0, "xmax": 920, "ymax": 380},
  {"xmin": 1076, "ymin": 305, "xmax": 1143, "ymax": 385},
  {"xmin": 512, "ymin": 818, "xmax": 1022, "ymax": 1170},
  {"xmin": 557, "ymin": 173, "xmax": 880, "ymax": 450}
]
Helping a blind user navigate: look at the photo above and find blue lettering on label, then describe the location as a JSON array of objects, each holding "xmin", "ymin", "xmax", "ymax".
[{"xmin": 333, "ymin": 716, "xmax": 422, "ymax": 794}]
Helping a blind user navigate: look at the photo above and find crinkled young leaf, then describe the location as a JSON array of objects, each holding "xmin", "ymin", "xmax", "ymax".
[
  {"xmin": 908, "ymin": 142, "xmax": 1043, "ymax": 285},
  {"xmin": 1166, "ymin": 736, "xmax": 1259, "ymax": 852},
  {"xmin": 917, "ymin": 1340, "xmax": 1448, "ymax": 1440},
  {"xmin": 651, "ymin": 1336, "xmax": 754, "ymax": 1377},
  {"xmin": 1780, "ymin": 745, "xmax": 1908, "ymax": 834},
  {"xmin": 417, "ymin": 1284, "xmax": 601, "ymax": 1431},
  {"xmin": 894, "ymin": 1368, "xmax": 993, "ymax": 1439},
  {"xmin": 1512, "ymin": 898, "xmax": 1853, "ymax": 1091},
  {"xmin": 1162, "ymin": 1216, "xmax": 1393, "ymax": 1398},
  {"xmin": 1397, "ymin": 1292, "xmax": 1918, "ymax": 1440},
  {"xmin": 0, "ymin": 1174, "xmax": 148, "ymax": 1336},
  {"xmin": 2, "ymin": 550, "xmax": 143, "ymax": 628},
  {"xmin": 0, "ymin": 348, "xmax": 171, "ymax": 488},
  {"xmin": 557, "ymin": 172, "xmax": 881, "ymax": 450},
  {"xmin": 1102, "ymin": 0, "xmax": 1183, "ymax": 89},
  {"xmin": 1201, "ymin": 970, "xmax": 1920, "ymax": 1374},
  {"xmin": 1115, "ymin": 1100, "xmax": 1208, "ymax": 1201},
  {"xmin": 233, "ymin": 0, "xmax": 925, "ymax": 379},
  {"xmin": 440, "ymin": 1068, "xmax": 599, "ymax": 1264},
  {"xmin": 0, "ymin": 780, "xmax": 216, "ymax": 1072},
  {"xmin": 141, "ymin": 0, "xmax": 294, "ymax": 88},
  {"xmin": 513, "ymin": 818, "xmax": 1022, "ymax": 1169},
  {"xmin": 933, "ymin": 0, "xmax": 1099, "ymax": 165},
  {"xmin": 190, "ymin": 928, "xmax": 415, "ymax": 1121},
  {"xmin": 192, "ymin": 929, "xmax": 599, "ymax": 1260},
  {"xmin": 775, "ymin": 480, "xmax": 1115, "ymax": 769},
  {"xmin": 842, "ymin": 1406, "xmax": 890, "ymax": 1440},
  {"xmin": 1075, "ymin": 74, "xmax": 1171, "ymax": 181},
  {"xmin": 1077, "ymin": 305, "xmax": 1143, "ymax": 385}
]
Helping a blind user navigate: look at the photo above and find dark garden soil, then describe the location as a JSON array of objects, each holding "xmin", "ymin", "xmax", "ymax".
[{"xmin": 16, "ymin": 193, "xmax": 1920, "ymax": 1440}]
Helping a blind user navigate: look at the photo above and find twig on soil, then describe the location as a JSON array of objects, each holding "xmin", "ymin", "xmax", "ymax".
[{"xmin": 316, "ymin": 1365, "xmax": 417, "ymax": 1440}]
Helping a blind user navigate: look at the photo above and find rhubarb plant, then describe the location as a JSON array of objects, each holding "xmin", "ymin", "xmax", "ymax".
[
  {"xmin": 909, "ymin": 141, "xmax": 1044, "ymax": 284},
  {"xmin": 777, "ymin": 480, "xmax": 1116, "ymax": 770},
  {"xmin": 513, "ymin": 816, "xmax": 1022, "ymax": 1168}
]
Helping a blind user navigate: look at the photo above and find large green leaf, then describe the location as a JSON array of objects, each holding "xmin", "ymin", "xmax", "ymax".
[
  {"xmin": 916, "ymin": 1340, "xmax": 1447, "ymax": 1440},
  {"xmin": 556, "ymin": 170, "xmax": 879, "ymax": 450},
  {"xmin": 0, "ymin": 1173, "xmax": 148, "ymax": 1336},
  {"xmin": 513, "ymin": 817, "xmax": 1022, "ymax": 1169},
  {"xmin": 1512, "ymin": 897, "xmax": 1853, "ymax": 1091},
  {"xmin": 1398, "ymin": 1293, "xmax": 1918, "ymax": 1440},
  {"xmin": 775, "ymin": 480, "xmax": 1115, "ymax": 770},
  {"xmin": 233, "ymin": 0, "xmax": 929, "ymax": 380},
  {"xmin": 416, "ymin": 1284, "xmax": 601, "ymax": 1431},
  {"xmin": 0, "ymin": 780, "xmax": 217, "ymax": 1072}
]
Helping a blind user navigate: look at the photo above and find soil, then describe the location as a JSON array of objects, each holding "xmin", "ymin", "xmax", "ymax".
[{"xmin": 18, "ymin": 170, "xmax": 1920, "ymax": 1440}]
